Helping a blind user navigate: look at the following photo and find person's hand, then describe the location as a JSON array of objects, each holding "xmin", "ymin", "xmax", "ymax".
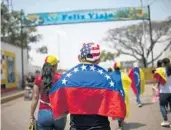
[{"xmin": 30, "ymin": 116, "xmax": 35, "ymax": 124}]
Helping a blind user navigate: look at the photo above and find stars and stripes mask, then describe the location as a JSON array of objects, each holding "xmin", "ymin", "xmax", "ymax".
[{"xmin": 80, "ymin": 43, "xmax": 100, "ymax": 62}]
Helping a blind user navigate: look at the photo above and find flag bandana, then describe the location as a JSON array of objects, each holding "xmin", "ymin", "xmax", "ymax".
[
  {"xmin": 153, "ymin": 67, "xmax": 167, "ymax": 85},
  {"xmin": 114, "ymin": 62, "xmax": 121, "ymax": 69},
  {"xmin": 49, "ymin": 64, "xmax": 126, "ymax": 119}
]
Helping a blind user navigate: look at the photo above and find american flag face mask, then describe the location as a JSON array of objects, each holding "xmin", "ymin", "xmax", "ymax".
[{"xmin": 80, "ymin": 43, "xmax": 100, "ymax": 62}]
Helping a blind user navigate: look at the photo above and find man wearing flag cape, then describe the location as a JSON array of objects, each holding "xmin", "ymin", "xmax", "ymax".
[
  {"xmin": 49, "ymin": 42, "xmax": 126, "ymax": 130},
  {"xmin": 110, "ymin": 62, "xmax": 131, "ymax": 128},
  {"xmin": 128, "ymin": 63, "xmax": 145, "ymax": 107}
]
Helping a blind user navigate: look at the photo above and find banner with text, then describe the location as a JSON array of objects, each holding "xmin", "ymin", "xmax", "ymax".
[{"xmin": 22, "ymin": 7, "xmax": 149, "ymax": 27}]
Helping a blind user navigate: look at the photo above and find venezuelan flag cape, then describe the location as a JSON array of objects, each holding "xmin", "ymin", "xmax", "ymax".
[
  {"xmin": 110, "ymin": 71, "xmax": 131, "ymax": 118},
  {"xmin": 153, "ymin": 67, "xmax": 167, "ymax": 85},
  {"xmin": 128, "ymin": 67, "xmax": 145, "ymax": 95},
  {"xmin": 49, "ymin": 64, "xmax": 126, "ymax": 120}
]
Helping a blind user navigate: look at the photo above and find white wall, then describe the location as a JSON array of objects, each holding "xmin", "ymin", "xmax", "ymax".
[{"xmin": 1, "ymin": 42, "xmax": 28, "ymax": 88}]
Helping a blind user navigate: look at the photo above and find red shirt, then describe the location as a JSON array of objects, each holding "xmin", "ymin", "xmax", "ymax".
[{"xmin": 34, "ymin": 73, "xmax": 61, "ymax": 110}]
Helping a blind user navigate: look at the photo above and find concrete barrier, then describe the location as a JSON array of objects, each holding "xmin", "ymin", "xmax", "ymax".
[{"xmin": 1, "ymin": 91, "xmax": 24, "ymax": 104}]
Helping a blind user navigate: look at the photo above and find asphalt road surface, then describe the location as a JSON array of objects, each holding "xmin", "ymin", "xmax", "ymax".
[{"xmin": 2, "ymin": 85, "xmax": 171, "ymax": 130}]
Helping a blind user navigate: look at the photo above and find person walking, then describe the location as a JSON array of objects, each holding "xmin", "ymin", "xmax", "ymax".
[
  {"xmin": 128, "ymin": 64, "xmax": 145, "ymax": 107},
  {"xmin": 157, "ymin": 58, "xmax": 171, "ymax": 127},
  {"xmin": 30, "ymin": 55, "xmax": 67, "ymax": 130},
  {"xmin": 49, "ymin": 42, "xmax": 126, "ymax": 130},
  {"xmin": 110, "ymin": 61, "xmax": 131, "ymax": 129}
]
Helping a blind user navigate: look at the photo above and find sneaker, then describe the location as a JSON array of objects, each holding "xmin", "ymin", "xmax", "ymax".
[
  {"xmin": 161, "ymin": 121, "xmax": 170, "ymax": 127},
  {"xmin": 137, "ymin": 103, "xmax": 142, "ymax": 107}
]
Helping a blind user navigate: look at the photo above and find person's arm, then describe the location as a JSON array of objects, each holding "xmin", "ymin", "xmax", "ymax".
[{"xmin": 30, "ymin": 84, "xmax": 39, "ymax": 123}]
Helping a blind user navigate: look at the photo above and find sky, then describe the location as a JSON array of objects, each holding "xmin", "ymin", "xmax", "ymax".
[{"xmin": 11, "ymin": 0, "xmax": 171, "ymax": 69}]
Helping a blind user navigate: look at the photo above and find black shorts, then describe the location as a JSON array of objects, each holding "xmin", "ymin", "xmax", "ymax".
[{"xmin": 159, "ymin": 93, "xmax": 171, "ymax": 106}]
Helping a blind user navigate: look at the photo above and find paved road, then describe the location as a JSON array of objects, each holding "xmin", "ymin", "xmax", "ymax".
[{"xmin": 1, "ymin": 85, "xmax": 171, "ymax": 130}]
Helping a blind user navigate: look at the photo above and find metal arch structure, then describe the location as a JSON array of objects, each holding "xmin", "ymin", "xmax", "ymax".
[
  {"xmin": 20, "ymin": 6, "xmax": 154, "ymax": 88},
  {"xmin": 21, "ymin": 7, "xmax": 150, "ymax": 27}
]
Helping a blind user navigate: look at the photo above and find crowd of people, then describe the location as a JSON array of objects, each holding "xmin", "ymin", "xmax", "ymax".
[{"xmin": 28, "ymin": 42, "xmax": 171, "ymax": 130}]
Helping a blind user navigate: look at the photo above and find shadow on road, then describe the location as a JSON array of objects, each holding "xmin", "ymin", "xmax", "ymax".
[
  {"xmin": 123, "ymin": 122, "xmax": 146, "ymax": 130},
  {"xmin": 142, "ymin": 102, "xmax": 153, "ymax": 106}
]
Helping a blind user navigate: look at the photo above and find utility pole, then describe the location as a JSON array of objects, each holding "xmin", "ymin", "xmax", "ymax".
[
  {"xmin": 140, "ymin": 0, "xmax": 146, "ymax": 45},
  {"xmin": 148, "ymin": 5, "xmax": 154, "ymax": 67},
  {"xmin": 20, "ymin": 10, "xmax": 25, "ymax": 89},
  {"xmin": 140, "ymin": 0, "xmax": 147, "ymax": 67}
]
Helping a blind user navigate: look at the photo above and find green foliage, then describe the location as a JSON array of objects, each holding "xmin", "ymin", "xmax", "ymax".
[
  {"xmin": 101, "ymin": 50, "xmax": 120, "ymax": 62},
  {"xmin": 1, "ymin": 2, "xmax": 42, "ymax": 49},
  {"xmin": 36, "ymin": 46, "xmax": 48, "ymax": 54},
  {"xmin": 115, "ymin": 8, "xmax": 149, "ymax": 20}
]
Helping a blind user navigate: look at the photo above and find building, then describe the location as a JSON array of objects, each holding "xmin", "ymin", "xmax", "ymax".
[{"xmin": 1, "ymin": 42, "xmax": 28, "ymax": 93}]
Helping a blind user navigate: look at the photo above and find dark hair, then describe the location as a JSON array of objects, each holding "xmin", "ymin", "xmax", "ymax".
[
  {"xmin": 36, "ymin": 70, "xmax": 40, "ymax": 74},
  {"xmin": 108, "ymin": 67, "xmax": 113, "ymax": 72},
  {"xmin": 162, "ymin": 58, "xmax": 171, "ymax": 77},
  {"xmin": 157, "ymin": 60, "xmax": 162, "ymax": 67},
  {"xmin": 162, "ymin": 58, "xmax": 170, "ymax": 66},
  {"xmin": 115, "ymin": 67, "xmax": 120, "ymax": 71},
  {"xmin": 152, "ymin": 69, "xmax": 156, "ymax": 74},
  {"xmin": 41, "ymin": 63, "xmax": 54, "ymax": 94}
]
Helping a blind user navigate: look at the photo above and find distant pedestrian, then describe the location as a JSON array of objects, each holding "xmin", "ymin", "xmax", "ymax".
[
  {"xmin": 110, "ymin": 61, "xmax": 131, "ymax": 129},
  {"xmin": 108, "ymin": 67, "xmax": 113, "ymax": 72},
  {"xmin": 128, "ymin": 64, "xmax": 145, "ymax": 107},
  {"xmin": 158, "ymin": 58, "xmax": 171, "ymax": 127}
]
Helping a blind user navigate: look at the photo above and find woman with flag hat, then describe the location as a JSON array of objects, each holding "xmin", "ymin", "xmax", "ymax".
[
  {"xmin": 49, "ymin": 42, "xmax": 126, "ymax": 130},
  {"xmin": 110, "ymin": 61, "xmax": 131, "ymax": 129},
  {"xmin": 30, "ymin": 55, "xmax": 66, "ymax": 130}
]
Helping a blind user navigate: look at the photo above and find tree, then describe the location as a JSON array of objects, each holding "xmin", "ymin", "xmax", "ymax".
[
  {"xmin": 36, "ymin": 46, "xmax": 48, "ymax": 54},
  {"xmin": 105, "ymin": 18, "xmax": 171, "ymax": 67},
  {"xmin": 100, "ymin": 50, "xmax": 120, "ymax": 62},
  {"xmin": 1, "ymin": 2, "xmax": 42, "ymax": 49}
]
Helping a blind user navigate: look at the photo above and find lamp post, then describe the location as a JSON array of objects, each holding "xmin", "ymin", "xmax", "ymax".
[
  {"xmin": 20, "ymin": 10, "xmax": 25, "ymax": 89},
  {"xmin": 56, "ymin": 30, "xmax": 66, "ymax": 69},
  {"xmin": 57, "ymin": 33, "xmax": 60, "ymax": 59}
]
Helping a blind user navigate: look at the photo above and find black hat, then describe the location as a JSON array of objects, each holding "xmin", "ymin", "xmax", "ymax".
[{"xmin": 157, "ymin": 60, "xmax": 162, "ymax": 67}]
